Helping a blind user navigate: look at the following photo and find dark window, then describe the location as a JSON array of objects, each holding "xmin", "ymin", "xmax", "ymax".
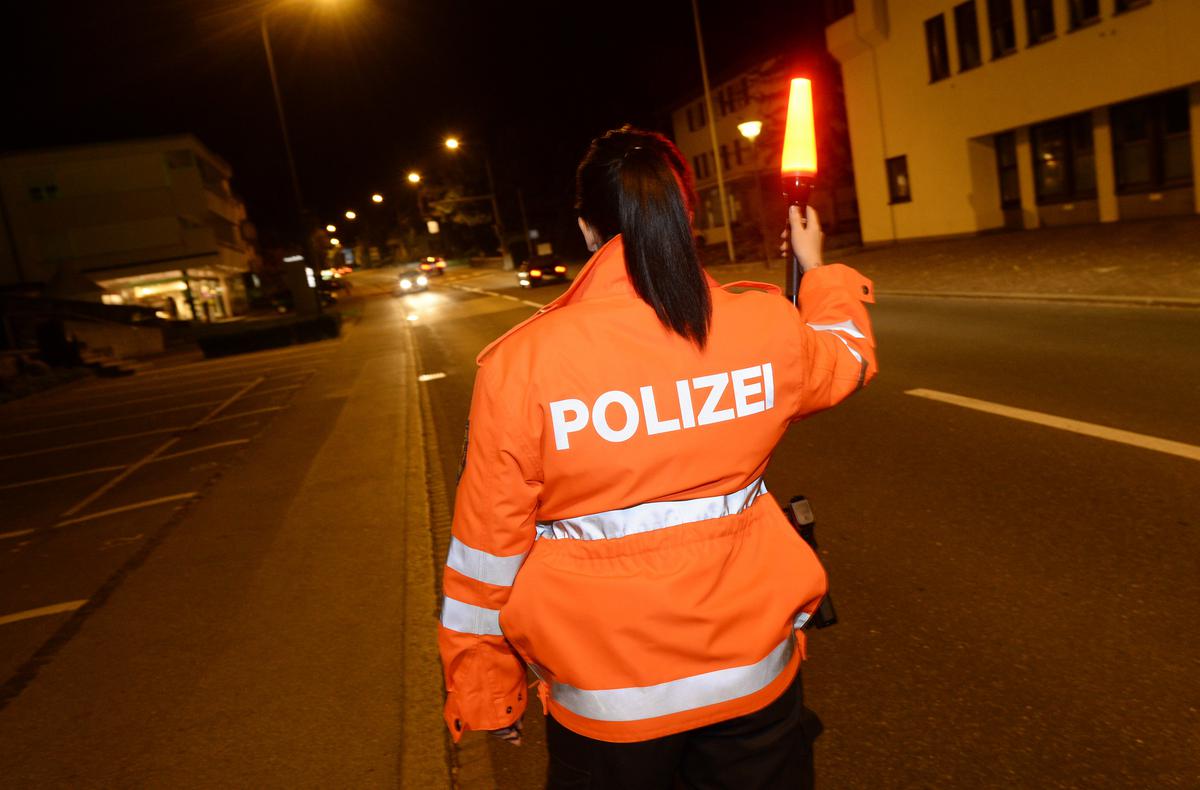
[
  {"xmin": 1067, "ymin": 0, "xmax": 1099, "ymax": 28},
  {"xmin": 824, "ymin": 0, "xmax": 854, "ymax": 24},
  {"xmin": 718, "ymin": 89, "xmax": 732, "ymax": 117},
  {"xmin": 697, "ymin": 102, "xmax": 707, "ymax": 128},
  {"xmin": 955, "ymin": 2, "xmax": 982, "ymax": 71},
  {"xmin": 995, "ymin": 132, "xmax": 1020, "ymax": 208},
  {"xmin": 1031, "ymin": 114, "xmax": 1095, "ymax": 203},
  {"xmin": 739, "ymin": 78, "xmax": 751, "ymax": 108},
  {"xmin": 1025, "ymin": 0, "xmax": 1055, "ymax": 44},
  {"xmin": 686, "ymin": 107, "xmax": 695, "ymax": 133},
  {"xmin": 1115, "ymin": 0, "xmax": 1151, "ymax": 12},
  {"xmin": 720, "ymin": 144, "xmax": 730, "ymax": 172},
  {"xmin": 1111, "ymin": 89, "xmax": 1193, "ymax": 192},
  {"xmin": 733, "ymin": 138, "xmax": 745, "ymax": 166},
  {"xmin": 986, "ymin": 0, "xmax": 1016, "ymax": 58},
  {"xmin": 886, "ymin": 156, "xmax": 912, "ymax": 203},
  {"xmin": 925, "ymin": 15, "xmax": 951, "ymax": 82}
]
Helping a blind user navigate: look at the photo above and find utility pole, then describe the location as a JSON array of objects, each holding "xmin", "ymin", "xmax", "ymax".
[
  {"xmin": 517, "ymin": 188, "xmax": 535, "ymax": 263},
  {"xmin": 482, "ymin": 155, "xmax": 512, "ymax": 270},
  {"xmin": 691, "ymin": 0, "xmax": 737, "ymax": 264}
]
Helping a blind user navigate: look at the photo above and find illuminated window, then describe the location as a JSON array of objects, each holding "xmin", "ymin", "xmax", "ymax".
[
  {"xmin": 986, "ymin": 0, "xmax": 1017, "ymax": 58},
  {"xmin": 1067, "ymin": 0, "xmax": 1099, "ymax": 29},
  {"xmin": 994, "ymin": 132, "xmax": 1020, "ymax": 209},
  {"xmin": 1031, "ymin": 114, "xmax": 1095, "ymax": 203},
  {"xmin": 1025, "ymin": 0, "xmax": 1055, "ymax": 44},
  {"xmin": 886, "ymin": 156, "xmax": 911, "ymax": 204},
  {"xmin": 925, "ymin": 15, "xmax": 950, "ymax": 82},
  {"xmin": 1111, "ymin": 89, "xmax": 1192, "ymax": 192},
  {"xmin": 954, "ymin": 2, "xmax": 982, "ymax": 71}
]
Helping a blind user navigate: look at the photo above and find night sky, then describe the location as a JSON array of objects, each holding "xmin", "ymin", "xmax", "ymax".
[{"xmin": 6, "ymin": 0, "xmax": 829, "ymax": 255}]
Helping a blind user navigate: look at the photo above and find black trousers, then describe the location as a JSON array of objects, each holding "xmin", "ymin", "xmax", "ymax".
[{"xmin": 545, "ymin": 671, "xmax": 821, "ymax": 790}]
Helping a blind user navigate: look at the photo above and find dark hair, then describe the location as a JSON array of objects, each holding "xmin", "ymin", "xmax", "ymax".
[{"xmin": 576, "ymin": 125, "xmax": 712, "ymax": 348}]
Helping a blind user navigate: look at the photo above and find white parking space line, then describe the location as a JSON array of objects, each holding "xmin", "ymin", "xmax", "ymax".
[
  {"xmin": 418, "ymin": 372, "xmax": 447, "ymax": 382},
  {"xmin": 448, "ymin": 283, "xmax": 544, "ymax": 310},
  {"xmin": 55, "ymin": 492, "xmax": 196, "ymax": 528},
  {"xmin": 0, "ymin": 600, "xmax": 88, "ymax": 627},
  {"xmin": 0, "ymin": 527, "xmax": 38, "ymax": 541},
  {"xmin": 0, "ymin": 426, "xmax": 183, "ymax": 461},
  {"xmin": 52, "ymin": 359, "xmax": 321, "ymax": 401},
  {"xmin": 0, "ymin": 439, "xmax": 252, "ymax": 493},
  {"xmin": 107, "ymin": 346, "xmax": 332, "ymax": 383},
  {"xmin": 0, "ymin": 464, "xmax": 125, "ymax": 491},
  {"xmin": 61, "ymin": 377, "xmax": 265, "ymax": 517},
  {"xmin": 906, "ymin": 388, "xmax": 1200, "ymax": 463},
  {"xmin": 205, "ymin": 406, "xmax": 284, "ymax": 424}
]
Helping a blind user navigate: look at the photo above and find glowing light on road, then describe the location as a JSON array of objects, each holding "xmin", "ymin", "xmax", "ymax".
[
  {"xmin": 444, "ymin": 137, "xmax": 460, "ymax": 150},
  {"xmin": 371, "ymin": 193, "xmax": 384, "ymax": 203},
  {"xmin": 330, "ymin": 238, "xmax": 341, "ymax": 246},
  {"xmin": 325, "ymin": 224, "xmax": 336, "ymax": 232},
  {"xmin": 344, "ymin": 210, "xmax": 357, "ymax": 220},
  {"xmin": 407, "ymin": 172, "xmax": 421, "ymax": 184}
]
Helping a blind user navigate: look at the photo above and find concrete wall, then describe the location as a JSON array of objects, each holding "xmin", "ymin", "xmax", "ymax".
[{"xmin": 828, "ymin": 0, "xmax": 1200, "ymax": 241}]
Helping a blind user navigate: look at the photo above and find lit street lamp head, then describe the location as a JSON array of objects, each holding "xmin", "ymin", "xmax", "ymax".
[
  {"xmin": 444, "ymin": 137, "xmax": 460, "ymax": 150},
  {"xmin": 344, "ymin": 210, "xmax": 357, "ymax": 220},
  {"xmin": 738, "ymin": 120, "xmax": 763, "ymax": 141},
  {"xmin": 407, "ymin": 172, "xmax": 422, "ymax": 184},
  {"xmin": 330, "ymin": 237, "xmax": 341, "ymax": 246},
  {"xmin": 371, "ymin": 193, "xmax": 384, "ymax": 203},
  {"xmin": 326, "ymin": 224, "xmax": 336, "ymax": 232}
]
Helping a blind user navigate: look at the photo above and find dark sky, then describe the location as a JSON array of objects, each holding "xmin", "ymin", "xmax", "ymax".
[{"xmin": 5, "ymin": 0, "xmax": 829, "ymax": 251}]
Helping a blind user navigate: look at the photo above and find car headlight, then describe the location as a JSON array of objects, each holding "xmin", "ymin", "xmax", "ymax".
[
  {"xmin": 417, "ymin": 275, "xmax": 428, "ymax": 286},
  {"xmin": 400, "ymin": 278, "xmax": 412, "ymax": 289},
  {"xmin": 519, "ymin": 279, "xmax": 530, "ymax": 286}
]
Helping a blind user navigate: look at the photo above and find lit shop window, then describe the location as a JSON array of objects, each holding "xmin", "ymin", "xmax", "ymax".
[
  {"xmin": 886, "ymin": 156, "xmax": 912, "ymax": 204},
  {"xmin": 1032, "ymin": 114, "xmax": 1095, "ymax": 203}
]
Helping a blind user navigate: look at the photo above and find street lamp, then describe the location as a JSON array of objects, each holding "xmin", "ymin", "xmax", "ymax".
[
  {"xmin": 330, "ymin": 237, "xmax": 341, "ymax": 246},
  {"xmin": 407, "ymin": 171, "xmax": 422, "ymax": 184},
  {"xmin": 444, "ymin": 137, "xmax": 511, "ymax": 268},
  {"xmin": 344, "ymin": 210, "xmax": 357, "ymax": 220},
  {"xmin": 371, "ymin": 193, "xmax": 384, "ymax": 204},
  {"xmin": 738, "ymin": 119, "xmax": 773, "ymax": 268},
  {"xmin": 325, "ymin": 224, "xmax": 336, "ymax": 233}
]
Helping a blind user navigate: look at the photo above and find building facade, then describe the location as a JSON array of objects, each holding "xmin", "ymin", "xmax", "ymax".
[
  {"xmin": 671, "ymin": 56, "xmax": 860, "ymax": 260},
  {"xmin": 827, "ymin": 0, "xmax": 1200, "ymax": 242},
  {"xmin": 0, "ymin": 135, "xmax": 256, "ymax": 320}
]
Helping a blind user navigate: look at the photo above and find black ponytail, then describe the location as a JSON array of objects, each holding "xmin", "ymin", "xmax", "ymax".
[{"xmin": 576, "ymin": 126, "xmax": 712, "ymax": 348}]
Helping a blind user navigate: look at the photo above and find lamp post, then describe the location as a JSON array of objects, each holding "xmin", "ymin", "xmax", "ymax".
[
  {"xmin": 738, "ymin": 120, "xmax": 773, "ymax": 269},
  {"xmin": 444, "ymin": 137, "xmax": 512, "ymax": 269},
  {"xmin": 260, "ymin": 1, "xmax": 340, "ymax": 315}
]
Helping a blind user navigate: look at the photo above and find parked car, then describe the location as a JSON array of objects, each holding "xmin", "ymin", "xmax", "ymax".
[
  {"xmin": 418, "ymin": 256, "xmax": 447, "ymax": 275},
  {"xmin": 396, "ymin": 265, "xmax": 430, "ymax": 295},
  {"xmin": 517, "ymin": 255, "xmax": 569, "ymax": 287}
]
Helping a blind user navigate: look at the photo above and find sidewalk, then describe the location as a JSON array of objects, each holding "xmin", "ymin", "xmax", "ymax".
[{"xmin": 713, "ymin": 215, "xmax": 1200, "ymax": 307}]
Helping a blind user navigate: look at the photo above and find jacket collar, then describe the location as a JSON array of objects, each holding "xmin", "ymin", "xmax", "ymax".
[{"xmin": 475, "ymin": 234, "xmax": 718, "ymax": 363}]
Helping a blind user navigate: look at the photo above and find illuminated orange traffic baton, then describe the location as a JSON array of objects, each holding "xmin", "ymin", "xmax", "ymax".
[{"xmin": 781, "ymin": 77, "xmax": 818, "ymax": 306}]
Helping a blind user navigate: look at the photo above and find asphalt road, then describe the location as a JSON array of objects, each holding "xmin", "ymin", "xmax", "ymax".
[
  {"xmin": 405, "ymin": 265, "xmax": 1200, "ymax": 788},
  {"xmin": 0, "ymin": 263, "xmax": 1195, "ymax": 788}
]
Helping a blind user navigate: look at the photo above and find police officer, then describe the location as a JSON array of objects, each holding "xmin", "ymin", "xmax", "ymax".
[{"xmin": 438, "ymin": 126, "xmax": 876, "ymax": 788}]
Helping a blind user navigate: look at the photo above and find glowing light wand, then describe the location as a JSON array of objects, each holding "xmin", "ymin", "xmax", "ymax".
[{"xmin": 781, "ymin": 77, "xmax": 818, "ymax": 306}]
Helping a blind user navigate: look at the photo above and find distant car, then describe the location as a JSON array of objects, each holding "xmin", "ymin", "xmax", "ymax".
[
  {"xmin": 418, "ymin": 256, "xmax": 447, "ymax": 276},
  {"xmin": 396, "ymin": 265, "xmax": 430, "ymax": 295},
  {"xmin": 517, "ymin": 256, "xmax": 569, "ymax": 287}
]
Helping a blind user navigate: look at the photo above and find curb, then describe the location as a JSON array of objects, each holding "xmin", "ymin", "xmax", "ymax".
[{"xmin": 875, "ymin": 290, "xmax": 1200, "ymax": 309}]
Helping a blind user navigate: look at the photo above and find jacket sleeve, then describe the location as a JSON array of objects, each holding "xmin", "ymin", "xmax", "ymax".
[
  {"xmin": 789, "ymin": 263, "xmax": 878, "ymax": 417},
  {"xmin": 438, "ymin": 357, "xmax": 542, "ymax": 742}
]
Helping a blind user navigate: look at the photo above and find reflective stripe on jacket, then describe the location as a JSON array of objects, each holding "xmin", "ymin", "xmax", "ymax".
[{"xmin": 438, "ymin": 235, "xmax": 876, "ymax": 743}]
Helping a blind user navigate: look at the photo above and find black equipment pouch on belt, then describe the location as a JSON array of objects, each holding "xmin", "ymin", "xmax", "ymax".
[{"xmin": 784, "ymin": 495, "xmax": 839, "ymax": 629}]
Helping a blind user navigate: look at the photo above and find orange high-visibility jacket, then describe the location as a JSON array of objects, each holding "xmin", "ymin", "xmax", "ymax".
[{"xmin": 439, "ymin": 235, "xmax": 876, "ymax": 743}]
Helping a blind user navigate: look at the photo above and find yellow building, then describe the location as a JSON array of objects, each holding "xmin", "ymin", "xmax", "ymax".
[
  {"xmin": 827, "ymin": 0, "xmax": 1200, "ymax": 242},
  {"xmin": 0, "ymin": 135, "xmax": 255, "ymax": 320}
]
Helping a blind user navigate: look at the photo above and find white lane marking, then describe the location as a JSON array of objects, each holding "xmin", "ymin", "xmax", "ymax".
[
  {"xmin": 0, "ymin": 600, "xmax": 88, "ymax": 627},
  {"xmin": 418, "ymin": 372, "xmax": 447, "ymax": 382},
  {"xmin": 55, "ymin": 492, "xmax": 197, "ymax": 528},
  {"xmin": 77, "ymin": 346, "xmax": 332, "ymax": 387},
  {"xmin": 449, "ymin": 283, "xmax": 544, "ymax": 309},
  {"xmin": 906, "ymin": 389, "xmax": 1200, "ymax": 463},
  {"xmin": 0, "ymin": 439, "xmax": 253, "ymax": 493},
  {"xmin": 0, "ymin": 426, "xmax": 182, "ymax": 460},
  {"xmin": 521, "ymin": 299, "xmax": 544, "ymax": 309},
  {"xmin": 51, "ymin": 359, "xmax": 320, "ymax": 400},
  {"xmin": 0, "ymin": 528, "xmax": 38, "ymax": 541},
  {"xmin": 205, "ymin": 406, "xmax": 284, "ymax": 424},
  {"xmin": 61, "ymin": 377, "xmax": 265, "ymax": 517},
  {"xmin": 0, "ymin": 465, "xmax": 125, "ymax": 491}
]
